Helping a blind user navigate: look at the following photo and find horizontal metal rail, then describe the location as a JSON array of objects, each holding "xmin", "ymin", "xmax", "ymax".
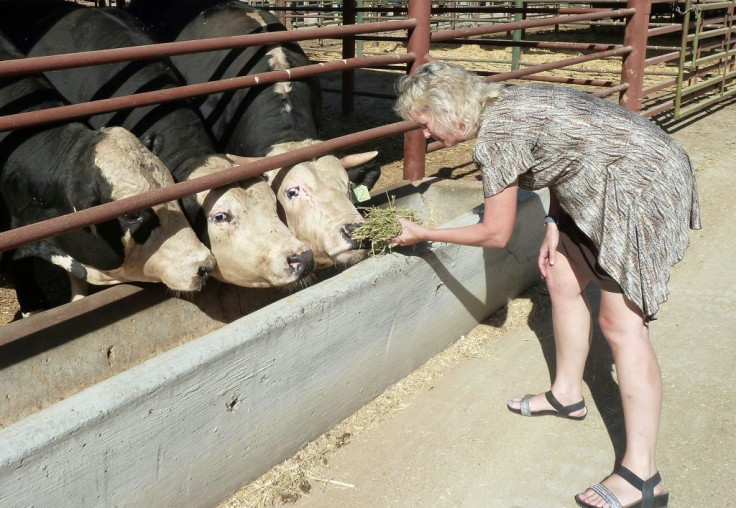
[
  {"xmin": 647, "ymin": 23, "xmax": 686, "ymax": 37},
  {"xmin": 0, "ymin": 19, "xmax": 416, "ymax": 78},
  {"xmin": 644, "ymin": 82, "xmax": 736, "ymax": 117},
  {"xmin": 686, "ymin": 25, "xmax": 736, "ymax": 43},
  {"xmin": 0, "ymin": 53, "xmax": 413, "ymax": 133},
  {"xmin": 686, "ymin": 47, "xmax": 736, "ymax": 67},
  {"xmin": 680, "ymin": 68, "xmax": 736, "ymax": 96},
  {"xmin": 646, "ymin": 49, "xmax": 684, "ymax": 66},
  {"xmin": 692, "ymin": 1, "xmax": 734, "ymax": 11},
  {"xmin": 431, "ymin": 8, "xmax": 636, "ymax": 41},
  {"xmin": 675, "ymin": 85, "xmax": 736, "ymax": 117},
  {"xmin": 484, "ymin": 46, "xmax": 632, "ymax": 81},
  {"xmin": 430, "ymin": 37, "xmax": 622, "ymax": 52}
]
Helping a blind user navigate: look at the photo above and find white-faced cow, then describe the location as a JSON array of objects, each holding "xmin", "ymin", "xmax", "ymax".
[
  {"xmin": 128, "ymin": 0, "xmax": 379, "ymax": 268},
  {"xmin": 3, "ymin": 3, "xmax": 316, "ymax": 288},
  {"xmin": 0, "ymin": 31, "xmax": 215, "ymax": 315}
]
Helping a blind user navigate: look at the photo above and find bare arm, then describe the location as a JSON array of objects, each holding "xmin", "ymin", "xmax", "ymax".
[
  {"xmin": 392, "ymin": 181, "xmax": 519, "ymax": 248},
  {"xmin": 539, "ymin": 188, "xmax": 561, "ymax": 277}
]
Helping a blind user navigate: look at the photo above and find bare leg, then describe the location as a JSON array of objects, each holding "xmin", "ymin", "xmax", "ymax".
[
  {"xmin": 576, "ymin": 291, "xmax": 664, "ymax": 507},
  {"xmin": 507, "ymin": 250, "xmax": 591, "ymax": 416}
]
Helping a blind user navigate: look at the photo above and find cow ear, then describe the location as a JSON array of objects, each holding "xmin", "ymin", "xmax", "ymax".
[
  {"xmin": 227, "ymin": 154, "xmax": 263, "ymax": 166},
  {"xmin": 339, "ymin": 151, "xmax": 378, "ymax": 169},
  {"xmin": 141, "ymin": 133, "xmax": 165, "ymax": 156}
]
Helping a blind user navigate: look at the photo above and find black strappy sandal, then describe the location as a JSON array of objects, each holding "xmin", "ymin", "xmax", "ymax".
[
  {"xmin": 575, "ymin": 465, "xmax": 670, "ymax": 508},
  {"xmin": 507, "ymin": 390, "xmax": 587, "ymax": 420}
]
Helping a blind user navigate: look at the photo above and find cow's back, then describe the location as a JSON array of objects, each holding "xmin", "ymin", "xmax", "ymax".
[
  {"xmin": 20, "ymin": 4, "xmax": 217, "ymax": 180},
  {"xmin": 131, "ymin": 0, "xmax": 322, "ymax": 155}
]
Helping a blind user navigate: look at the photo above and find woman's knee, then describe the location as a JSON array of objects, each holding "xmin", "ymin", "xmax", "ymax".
[
  {"xmin": 598, "ymin": 293, "xmax": 648, "ymax": 346},
  {"xmin": 597, "ymin": 307, "xmax": 621, "ymax": 340}
]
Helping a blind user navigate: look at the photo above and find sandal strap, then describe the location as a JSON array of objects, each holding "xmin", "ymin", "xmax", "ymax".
[
  {"xmin": 614, "ymin": 465, "xmax": 662, "ymax": 508},
  {"xmin": 589, "ymin": 483, "xmax": 624, "ymax": 508},
  {"xmin": 519, "ymin": 394, "xmax": 533, "ymax": 416},
  {"xmin": 544, "ymin": 390, "xmax": 586, "ymax": 415}
]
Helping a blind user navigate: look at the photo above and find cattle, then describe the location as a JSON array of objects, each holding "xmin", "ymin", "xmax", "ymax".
[
  {"xmin": 128, "ymin": 0, "xmax": 378, "ymax": 268},
  {"xmin": 0, "ymin": 30, "xmax": 216, "ymax": 315},
  {"xmin": 2, "ymin": 2, "xmax": 316, "ymax": 288}
]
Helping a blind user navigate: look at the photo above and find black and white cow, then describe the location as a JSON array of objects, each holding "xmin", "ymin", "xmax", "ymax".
[
  {"xmin": 2, "ymin": 2, "xmax": 317, "ymax": 288},
  {"xmin": 0, "ymin": 30, "xmax": 216, "ymax": 314},
  {"xmin": 128, "ymin": 0, "xmax": 379, "ymax": 268}
]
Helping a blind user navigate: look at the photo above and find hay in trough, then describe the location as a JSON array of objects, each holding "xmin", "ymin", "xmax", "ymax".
[{"xmin": 353, "ymin": 198, "xmax": 424, "ymax": 256}]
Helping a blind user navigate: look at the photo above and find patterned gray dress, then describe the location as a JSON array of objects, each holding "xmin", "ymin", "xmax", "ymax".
[{"xmin": 475, "ymin": 83, "xmax": 701, "ymax": 319}]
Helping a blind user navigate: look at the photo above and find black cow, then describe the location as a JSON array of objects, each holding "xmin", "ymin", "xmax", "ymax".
[
  {"xmin": 128, "ymin": 0, "xmax": 379, "ymax": 268},
  {"xmin": 1, "ymin": 2, "xmax": 317, "ymax": 288},
  {"xmin": 0, "ymin": 29, "xmax": 215, "ymax": 315}
]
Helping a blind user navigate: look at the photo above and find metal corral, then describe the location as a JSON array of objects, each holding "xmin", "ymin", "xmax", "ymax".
[
  {"xmin": 0, "ymin": 180, "xmax": 548, "ymax": 507},
  {"xmin": 2, "ymin": 0, "xmax": 734, "ymax": 256}
]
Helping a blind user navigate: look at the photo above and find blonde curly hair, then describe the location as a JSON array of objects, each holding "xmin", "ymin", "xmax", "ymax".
[{"xmin": 394, "ymin": 61, "xmax": 504, "ymax": 140}]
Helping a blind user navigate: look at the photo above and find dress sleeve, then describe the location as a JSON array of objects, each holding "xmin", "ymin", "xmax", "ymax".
[{"xmin": 474, "ymin": 139, "xmax": 535, "ymax": 198}]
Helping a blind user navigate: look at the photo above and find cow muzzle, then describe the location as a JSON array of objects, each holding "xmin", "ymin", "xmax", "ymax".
[
  {"xmin": 197, "ymin": 260, "xmax": 215, "ymax": 288},
  {"xmin": 288, "ymin": 249, "xmax": 315, "ymax": 278},
  {"xmin": 340, "ymin": 222, "xmax": 365, "ymax": 250}
]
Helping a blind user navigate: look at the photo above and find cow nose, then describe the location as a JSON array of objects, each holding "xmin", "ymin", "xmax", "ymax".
[
  {"xmin": 288, "ymin": 249, "xmax": 315, "ymax": 278},
  {"xmin": 341, "ymin": 222, "xmax": 364, "ymax": 249},
  {"xmin": 198, "ymin": 262, "xmax": 214, "ymax": 283}
]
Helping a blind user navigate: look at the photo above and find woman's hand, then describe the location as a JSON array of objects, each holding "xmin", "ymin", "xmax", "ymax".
[
  {"xmin": 391, "ymin": 216, "xmax": 427, "ymax": 247},
  {"xmin": 538, "ymin": 223, "xmax": 559, "ymax": 279}
]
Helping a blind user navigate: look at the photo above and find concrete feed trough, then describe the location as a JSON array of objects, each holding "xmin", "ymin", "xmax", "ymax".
[{"xmin": 0, "ymin": 178, "xmax": 547, "ymax": 507}]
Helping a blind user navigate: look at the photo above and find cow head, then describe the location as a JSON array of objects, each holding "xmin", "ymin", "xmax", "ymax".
[
  {"xmin": 231, "ymin": 142, "xmax": 377, "ymax": 269},
  {"xmin": 79, "ymin": 127, "xmax": 216, "ymax": 291},
  {"xmin": 183, "ymin": 155, "xmax": 314, "ymax": 287}
]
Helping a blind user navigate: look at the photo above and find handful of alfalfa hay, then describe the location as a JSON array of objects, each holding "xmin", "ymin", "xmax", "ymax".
[{"xmin": 353, "ymin": 197, "xmax": 424, "ymax": 256}]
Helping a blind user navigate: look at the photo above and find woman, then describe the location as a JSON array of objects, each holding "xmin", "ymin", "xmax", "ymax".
[{"xmin": 392, "ymin": 61, "xmax": 700, "ymax": 508}]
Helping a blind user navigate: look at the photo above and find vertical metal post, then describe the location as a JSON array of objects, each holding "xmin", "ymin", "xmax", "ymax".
[
  {"xmin": 356, "ymin": 0, "xmax": 365, "ymax": 57},
  {"xmin": 674, "ymin": 0, "xmax": 692, "ymax": 117},
  {"xmin": 619, "ymin": 0, "xmax": 651, "ymax": 111},
  {"xmin": 729, "ymin": 3, "xmax": 736, "ymax": 73},
  {"xmin": 511, "ymin": 0, "xmax": 524, "ymax": 70},
  {"xmin": 342, "ymin": 0, "xmax": 356, "ymax": 116},
  {"xmin": 277, "ymin": 0, "xmax": 288, "ymax": 27},
  {"xmin": 403, "ymin": 0, "xmax": 432, "ymax": 181}
]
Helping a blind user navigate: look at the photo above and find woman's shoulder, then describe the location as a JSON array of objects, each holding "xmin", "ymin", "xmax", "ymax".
[
  {"xmin": 492, "ymin": 83, "xmax": 667, "ymax": 132},
  {"xmin": 501, "ymin": 82, "xmax": 606, "ymax": 107}
]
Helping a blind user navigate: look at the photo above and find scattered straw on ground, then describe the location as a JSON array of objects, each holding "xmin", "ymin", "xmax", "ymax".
[
  {"xmin": 219, "ymin": 283, "xmax": 551, "ymax": 508},
  {"xmin": 0, "ymin": 274, "xmax": 19, "ymax": 325}
]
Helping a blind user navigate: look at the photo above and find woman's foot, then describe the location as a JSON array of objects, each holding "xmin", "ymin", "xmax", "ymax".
[
  {"xmin": 506, "ymin": 390, "xmax": 587, "ymax": 419},
  {"xmin": 575, "ymin": 465, "xmax": 668, "ymax": 508}
]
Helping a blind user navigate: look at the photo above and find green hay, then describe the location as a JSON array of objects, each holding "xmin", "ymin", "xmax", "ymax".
[{"xmin": 354, "ymin": 197, "xmax": 424, "ymax": 256}]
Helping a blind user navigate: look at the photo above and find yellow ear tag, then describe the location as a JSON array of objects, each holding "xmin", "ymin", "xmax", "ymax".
[{"xmin": 352, "ymin": 185, "xmax": 371, "ymax": 203}]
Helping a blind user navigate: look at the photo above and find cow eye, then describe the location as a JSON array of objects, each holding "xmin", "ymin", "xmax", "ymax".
[
  {"xmin": 211, "ymin": 211, "xmax": 232, "ymax": 223},
  {"xmin": 285, "ymin": 186, "xmax": 300, "ymax": 199}
]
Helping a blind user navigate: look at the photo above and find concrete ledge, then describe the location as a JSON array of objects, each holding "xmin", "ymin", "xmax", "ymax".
[{"xmin": 0, "ymin": 179, "xmax": 548, "ymax": 507}]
